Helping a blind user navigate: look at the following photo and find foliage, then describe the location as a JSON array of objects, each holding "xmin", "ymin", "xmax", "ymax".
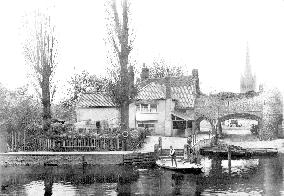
[
  {"xmin": 126, "ymin": 128, "xmax": 147, "ymax": 150},
  {"xmin": 52, "ymin": 101, "xmax": 76, "ymax": 123},
  {"xmin": 23, "ymin": 10, "xmax": 58, "ymax": 132},
  {"xmin": 51, "ymin": 70, "xmax": 110, "ymax": 123},
  {"xmin": 148, "ymin": 58, "xmax": 186, "ymax": 78},
  {"xmin": 67, "ymin": 70, "xmax": 108, "ymax": 102},
  {"xmin": 213, "ymin": 91, "xmax": 258, "ymax": 100},
  {"xmin": 0, "ymin": 84, "xmax": 42, "ymax": 151}
]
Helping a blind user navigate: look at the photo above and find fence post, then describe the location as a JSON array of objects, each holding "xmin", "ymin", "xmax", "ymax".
[
  {"xmin": 123, "ymin": 138, "xmax": 127, "ymax": 151},
  {"xmin": 117, "ymin": 137, "xmax": 120, "ymax": 150}
]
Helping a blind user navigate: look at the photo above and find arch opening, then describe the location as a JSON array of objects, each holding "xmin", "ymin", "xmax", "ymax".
[
  {"xmin": 195, "ymin": 116, "xmax": 215, "ymax": 134},
  {"xmin": 219, "ymin": 113, "xmax": 261, "ymax": 141}
]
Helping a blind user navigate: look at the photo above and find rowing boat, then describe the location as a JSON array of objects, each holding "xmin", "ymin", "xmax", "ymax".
[{"xmin": 156, "ymin": 159, "xmax": 203, "ymax": 173}]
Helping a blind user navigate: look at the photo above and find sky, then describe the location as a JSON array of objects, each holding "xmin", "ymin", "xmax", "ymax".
[{"xmin": 0, "ymin": 0, "xmax": 284, "ymax": 102}]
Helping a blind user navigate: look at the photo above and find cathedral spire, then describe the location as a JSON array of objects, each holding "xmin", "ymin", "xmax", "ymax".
[
  {"xmin": 240, "ymin": 42, "xmax": 256, "ymax": 93},
  {"xmin": 245, "ymin": 42, "xmax": 252, "ymax": 77}
]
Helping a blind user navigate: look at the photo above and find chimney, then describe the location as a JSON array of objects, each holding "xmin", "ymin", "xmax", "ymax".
[
  {"xmin": 192, "ymin": 69, "xmax": 200, "ymax": 95},
  {"xmin": 165, "ymin": 69, "xmax": 171, "ymax": 99},
  {"xmin": 140, "ymin": 63, "xmax": 149, "ymax": 81}
]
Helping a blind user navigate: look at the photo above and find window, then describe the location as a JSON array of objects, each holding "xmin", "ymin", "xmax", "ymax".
[
  {"xmin": 172, "ymin": 114, "xmax": 190, "ymax": 130},
  {"xmin": 137, "ymin": 103, "xmax": 157, "ymax": 113},
  {"xmin": 150, "ymin": 104, "xmax": 157, "ymax": 112},
  {"xmin": 173, "ymin": 121, "xmax": 186, "ymax": 129},
  {"xmin": 136, "ymin": 104, "xmax": 140, "ymax": 111},
  {"xmin": 141, "ymin": 104, "xmax": 148, "ymax": 112},
  {"xmin": 137, "ymin": 121, "xmax": 156, "ymax": 130}
]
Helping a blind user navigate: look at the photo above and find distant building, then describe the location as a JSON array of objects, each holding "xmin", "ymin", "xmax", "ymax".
[
  {"xmin": 240, "ymin": 44, "xmax": 256, "ymax": 93},
  {"xmin": 129, "ymin": 68, "xmax": 200, "ymax": 137},
  {"xmin": 76, "ymin": 92, "xmax": 119, "ymax": 129}
]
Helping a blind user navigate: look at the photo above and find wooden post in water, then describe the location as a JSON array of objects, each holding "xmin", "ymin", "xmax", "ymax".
[
  {"xmin": 228, "ymin": 145, "xmax": 231, "ymax": 175},
  {"xmin": 184, "ymin": 144, "xmax": 189, "ymax": 161},
  {"xmin": 158, "ymin": 137, "xmax": 162, "ymax": 151},
  {"xmin": 154, "ymin": 144, "xmax": 159, "ymax": 159}
]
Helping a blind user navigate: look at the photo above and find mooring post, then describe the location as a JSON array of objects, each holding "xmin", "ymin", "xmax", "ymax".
[
  {"xmin": 154, "ymin": 144, "xmax": 159, "ymax": 159},
  {"xmin": 158, "ymin": 137, "xmax": 162, "ymax": 150},
  {"xmin": 184, "ymin": 144, "xmax": 189, "ymax": 160},
  {"xmin": 228, "ymin": 145, "xmax": 231, "ymax": 175},
  {"xmin": 158, "ymin": 137, "xmax": 162, "ymax": 157}
]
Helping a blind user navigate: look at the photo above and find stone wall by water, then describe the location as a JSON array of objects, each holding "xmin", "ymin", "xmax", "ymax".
[{"xmin": 0, "ymin": 153, "xmax": 124, "ymax": 166}]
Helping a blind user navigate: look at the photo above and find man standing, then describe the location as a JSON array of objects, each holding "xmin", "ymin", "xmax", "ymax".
[
  {"xmin": 170, "ymin": 146, "xmax": 177, "ymax": 167},
  {"xmin": 187, "ymin": 135, "xmax": 192, "ymax": 147}
]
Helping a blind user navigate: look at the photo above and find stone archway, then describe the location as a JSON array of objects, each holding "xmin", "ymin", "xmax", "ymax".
[
  {"xmin": 195, "ymin": 116, "xmax": 215, "ymax": 134},
  {"xmin": 218, "ymin": 113, "xmax": 262, "ymax": 136},
  {"xmin": 194, "ymin": 90, "xmax": 283, "ymax": 140}
]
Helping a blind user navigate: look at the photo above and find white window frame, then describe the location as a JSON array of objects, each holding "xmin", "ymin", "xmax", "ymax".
[{"xmin": 136, "ymin": 103, "xmax": 158, "ymax": 113}]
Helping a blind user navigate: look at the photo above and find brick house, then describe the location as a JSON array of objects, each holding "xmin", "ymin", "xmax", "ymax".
[
  {"xmin": 129, "ymin": 68, "xmax": 200, "ymax": 137},
  {"xmin": 76, "ymin": 92, "xmax": 119, "ymax": 129}
]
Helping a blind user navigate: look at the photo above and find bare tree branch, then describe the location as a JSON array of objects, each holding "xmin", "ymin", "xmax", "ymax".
[{"xmin": 23, "ymin": 10, "xmax": 58, "ymax": 133}]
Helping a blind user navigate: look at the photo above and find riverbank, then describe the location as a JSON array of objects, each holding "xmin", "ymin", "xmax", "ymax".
[
  {"xmin": 220, "ymin": 137, "xmax": 284, "ymax": 153},
  {"xmin": 219, "ymin": 131, "xmax": 284, "ymax": 153},
  {"xmin": 0, "ymin": 151, "xmax": 156, "ymax": 166},
  {"xmin": 140, "ymin": 134, "xmax": 284, "ymax": 155}
]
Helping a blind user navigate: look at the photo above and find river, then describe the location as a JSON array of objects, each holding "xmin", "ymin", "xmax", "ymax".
[{"xmin": 0, "ymin": 154, "xmax": 283, "ymax": 195}]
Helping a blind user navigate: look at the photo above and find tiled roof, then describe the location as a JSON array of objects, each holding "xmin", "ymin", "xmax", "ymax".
[
  {"xmin": 76, "ymin": 92, "xmax": 115, "ymax": 108},
  {"xmin": 136, "ymin": 77, "xmax": 196, "ymax": 108},
  {"xmin": 172, "ymin": 86, "xmax": 195, "ymax": 108},
  {"xmin": 136, "ymin": 83, "xmax": 165, "ymax": 100},
  {"xmin": 139, "ymin": 76, "xmax": 194, "ymax": 89}
]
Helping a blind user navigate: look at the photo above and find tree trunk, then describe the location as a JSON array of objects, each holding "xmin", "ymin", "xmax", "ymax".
[
  {"xmin": 42, "ymin": 76, "xmax": 51, "ymax": 133},
  {"xmin": 120, "ymin": 101, "xmax": 129, "ymax": 130}
]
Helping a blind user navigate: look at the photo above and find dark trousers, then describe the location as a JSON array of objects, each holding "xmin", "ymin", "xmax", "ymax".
[{"xmin": 171, "ymin": 155, "xmax": 177, "ymax": 167}]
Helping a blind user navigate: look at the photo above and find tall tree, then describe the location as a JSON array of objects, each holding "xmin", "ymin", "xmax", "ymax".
[
  {"xmin": 24, "ymin": 11, "xmax": 57, "ymax": 133},
  {"xmin": 106, "ymin": 0, "xmax": 136, "ymax": 130}
]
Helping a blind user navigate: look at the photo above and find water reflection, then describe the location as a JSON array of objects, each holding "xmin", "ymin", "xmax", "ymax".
[{"xmin": 0, "ymin": 155, "xmax": 284, "ymax": 195}]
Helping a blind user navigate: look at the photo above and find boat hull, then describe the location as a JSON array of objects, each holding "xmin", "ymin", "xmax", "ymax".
[{"xmin": 156, "ymin": 160, "xmax": 203, "ymax": 174}]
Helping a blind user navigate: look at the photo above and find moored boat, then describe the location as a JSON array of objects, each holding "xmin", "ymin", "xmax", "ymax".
[{"xmin": 156, "ymin": 159, "xmax": 203, "ymax": 173}]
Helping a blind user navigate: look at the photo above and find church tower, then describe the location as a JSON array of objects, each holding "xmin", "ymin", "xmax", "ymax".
[{"xmin": 240, "ymin": 43, "xmax": 256, "ymax": 93}]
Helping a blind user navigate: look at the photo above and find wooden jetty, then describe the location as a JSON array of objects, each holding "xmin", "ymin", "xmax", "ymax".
[{"xmin": 200, "ymin": 144, "xmax": 278, "ymax": 158}]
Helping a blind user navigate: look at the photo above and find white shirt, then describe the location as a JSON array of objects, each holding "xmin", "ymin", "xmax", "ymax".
[{"xmin": 170, "ymin": 148, "xmax": 175, "ymax": 156}]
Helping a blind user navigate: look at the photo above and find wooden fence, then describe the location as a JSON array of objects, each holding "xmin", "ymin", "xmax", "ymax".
[{"xmin": 22, "ymin": 136, "xmax": 124, "ymax": 152}]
